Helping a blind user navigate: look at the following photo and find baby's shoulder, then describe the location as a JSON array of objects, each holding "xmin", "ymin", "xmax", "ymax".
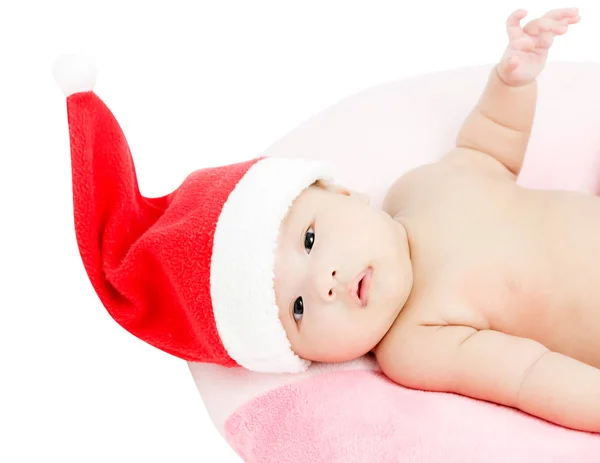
[
  {"xmin": 381, "ymin": 162, "xmax": 445, "ymax": 218},
  {"xmin": 382, "ymin": 149, "xmax": 513, "ymax": 218},
  {"xmin": 374, "ymin": 298, "xmax": 486, "ymax": 386},
  {"xmin": 375, "ymin": 287, "xmax": 487, "ymax": 358}
]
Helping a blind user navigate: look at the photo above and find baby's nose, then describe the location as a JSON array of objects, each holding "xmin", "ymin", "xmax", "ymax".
[{"xmin": 318, "ymin": 269, "xmax": 337, "ymax": 302}]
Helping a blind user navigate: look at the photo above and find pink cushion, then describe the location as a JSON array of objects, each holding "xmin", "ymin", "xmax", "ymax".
[{"xmin": 189, "ymin": 62, "xmax": 600, "ymax": 462}]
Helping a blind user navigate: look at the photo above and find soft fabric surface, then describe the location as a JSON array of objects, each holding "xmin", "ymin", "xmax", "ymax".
[
  {"xmin": 189, "ymin": 61, "xmax": 600, "ymax": 462},
  {"xmin": 225, "ymin": 370, "xmax": 600, "ymax": 463}
]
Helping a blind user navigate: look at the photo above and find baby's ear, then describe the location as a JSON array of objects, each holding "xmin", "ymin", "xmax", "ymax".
[{"xmin": 317, "ymin": 180, "xmax": 370, "ymax": 205}]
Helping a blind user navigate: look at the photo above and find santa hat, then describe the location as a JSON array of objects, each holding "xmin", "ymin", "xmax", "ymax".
[{"xmin": 53, "ymin": 55, "xmax": 333, "ymax": 373}]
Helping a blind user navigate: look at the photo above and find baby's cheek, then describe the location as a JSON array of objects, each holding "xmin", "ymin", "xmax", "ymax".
[
  {"xmin": 306, "ymin": 310, "xmax": 346, "ymax": 342},
  {"xmin": 294, "ymin": 311, "xmax": 357, "ymax": 361},
  {"xmin": 320, "ymin": 314, "xmax": 375, "ymax": 359}
]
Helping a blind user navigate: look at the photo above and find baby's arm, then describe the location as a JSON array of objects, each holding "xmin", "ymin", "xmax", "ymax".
[
  {"xmin": 453, "ymin": 8, "xmax": 579, "ymax": 176},
  {"xmin": 455, "ymin": 67, "xmax": 536, "ymax": 176},
  {"xmin": 378, "ymin": 325, "xmax": 600, "ymax": 433}
]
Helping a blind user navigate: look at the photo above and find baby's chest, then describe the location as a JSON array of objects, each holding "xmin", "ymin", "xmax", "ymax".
[
  {"xmin": 410, "ymin": 250, "xmax": 545, "ymax": 331},
  {"xmin": 413, "ymin": 224, "xmax": 600, "ymax": 359},
  {"xmin": 440, "ymin": 252, "xmax": 600, "ymax": 367},
  {"xmin": 406, "ymin": 197, "xmax": 553, "ymax": 332}
]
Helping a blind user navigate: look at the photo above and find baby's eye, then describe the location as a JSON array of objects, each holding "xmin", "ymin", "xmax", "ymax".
[
  {"xmin": 293, "ymin": 297, "xmax": 304, "ymax": 322},
  {"xmin": 304, "ymin": 226, "xmax": 315, "ymax": 253}
]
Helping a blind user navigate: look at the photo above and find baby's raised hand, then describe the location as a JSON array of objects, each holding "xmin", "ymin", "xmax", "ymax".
[{"xmin": 497, "ymin": 8, "xmax": 580, "ymax": 87}]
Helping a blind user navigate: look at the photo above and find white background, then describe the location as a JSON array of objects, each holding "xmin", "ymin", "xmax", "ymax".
[{"xmin": 1, "ymin": 1, "xmax": 599, "ymax": 462}]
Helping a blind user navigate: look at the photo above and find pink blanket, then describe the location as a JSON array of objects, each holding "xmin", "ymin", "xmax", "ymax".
[
  {"xmin": 226, "ymin": 369, "xmax": 600, "ymax": 463},
  {"xmin": 189, "ymin": 62, "xmax": 600, "ymax": 462}
]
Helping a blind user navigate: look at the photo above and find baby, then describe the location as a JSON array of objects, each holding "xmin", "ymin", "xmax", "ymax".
[
  {"xmin": 274, "ymin": 7, "xmax": 600, "ymax": 433},
  {"xmin": 55, "ymin": 5, "xmax": 596, "ymax": 439}
]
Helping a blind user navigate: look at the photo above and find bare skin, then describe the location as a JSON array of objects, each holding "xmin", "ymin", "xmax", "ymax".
[
  {"xmin": 375, "ymin": 7, "xmax": 600, "ymax": 433},
  {"xmin": 275, "ymin": 8, "xmax": 600, "ymax": 433}
]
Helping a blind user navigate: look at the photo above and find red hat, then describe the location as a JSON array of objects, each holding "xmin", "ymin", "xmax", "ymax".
[{"xmin": 53, "ymin": 55, "xmax": 333, "ymax": 373}]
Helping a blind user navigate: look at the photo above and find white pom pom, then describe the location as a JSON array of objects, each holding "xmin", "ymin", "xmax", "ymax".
[{"xmin": 52, "ymin": 54, "xmax": 97, "ymax": 97}]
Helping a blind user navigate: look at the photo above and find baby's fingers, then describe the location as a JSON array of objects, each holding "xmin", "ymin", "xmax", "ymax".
[
  {"xmin": 506, "ymin": 9, "xmax": 528, "ymax": 39},
  {"xmin": 544, "ymin": 7, "xmax": 580, "ymax": 24},
  {"xmin": 523, "ymin": 17, "xmax": 564, "ymax": 36}
]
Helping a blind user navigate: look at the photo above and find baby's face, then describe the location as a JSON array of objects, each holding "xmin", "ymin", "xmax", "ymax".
[{"xmin": 274, "ymin": 182, "xmax": 413, "ymax": 364}]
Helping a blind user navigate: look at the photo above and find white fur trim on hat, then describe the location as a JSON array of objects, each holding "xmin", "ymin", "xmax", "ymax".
[
  {"xmin": 52, "ymin": 54, "xmax": 97, "ymax": 97},
  {"xmin": 210, "ymin": 157, "xmax": 334, "ymax": 373}
]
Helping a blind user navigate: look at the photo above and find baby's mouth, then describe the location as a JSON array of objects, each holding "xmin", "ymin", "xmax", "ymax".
[{"xmin": 350, "ymin": 267, "xmax": 373, "ymax": 308}]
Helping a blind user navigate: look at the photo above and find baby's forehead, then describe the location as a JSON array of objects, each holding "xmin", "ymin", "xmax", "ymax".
[
  {"xmin": 287, "ymin": 181, "xmax": 349, "ymax": 220},
  {"xmin": 279, "ymin": 185, "xmax": 321, "ymax": 233}
]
